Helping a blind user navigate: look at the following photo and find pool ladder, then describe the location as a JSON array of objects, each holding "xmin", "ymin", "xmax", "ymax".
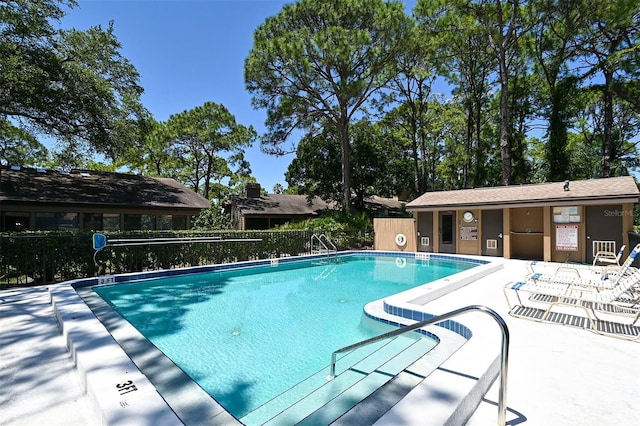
[
  {"xmin": 329, "ymin": 305, "xmax": 510, "ymax": 426},
  {"xmin": 310, "ymin": 233, "xmax": 337, "ymax": 255}
]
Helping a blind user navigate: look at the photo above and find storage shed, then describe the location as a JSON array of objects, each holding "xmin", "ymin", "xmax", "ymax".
[{"xmin": 401, "ymin": 176, "xmax": 639, "ymax": 262}]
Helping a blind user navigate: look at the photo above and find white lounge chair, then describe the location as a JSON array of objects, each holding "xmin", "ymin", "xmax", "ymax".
[
  {"xmin": 504, "ymin": 245, "xmax": 640, "ymax": 340},
  {"xmin": 525, "ymin": 243, "xmax": 640, "ymax": 289}
]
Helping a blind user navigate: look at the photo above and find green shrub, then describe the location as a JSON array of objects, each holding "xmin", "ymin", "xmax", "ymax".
[{"xmin": 0, "ymin": 229, "xmax": 371, "ymax": 287}]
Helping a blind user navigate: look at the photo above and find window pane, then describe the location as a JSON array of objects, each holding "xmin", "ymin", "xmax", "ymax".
[
  {"xmin": 35, "ymin": 213, "xmax": 56, "ymax": 230},
  {"xmin": 83, "ymin": 213, "xmax": 103, "ymax": 231},
  {"xmin": 123, "ymin": 214, "xmax": 142, "ymax": 231},
  {"xmin": 141, "ymin": 215, "xmax": 156, "ymax": 230},
  {"xmin": 2, "ymin": 212, "xmax": 30, "ymax": 231},
  {"xmin": 103, "ymin": 214, "xmax": 120, "ymax": 231},
  {"xmin": 59, "ymin": 213, "xmax": 79, "ymax": 230},
  {"xmin": 172, "ymin": 215, "xmax": 187, "ymax": 230},
  {"xmin": 442, "ymin": 214, "xmax": 453, "ymax": 244},
  {"xmin": 158, "ymin": 215, "xmax": 171, "ymax": 230}
]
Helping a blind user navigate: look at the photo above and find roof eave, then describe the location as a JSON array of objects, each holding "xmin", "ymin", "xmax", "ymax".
[{"xmin": 407, "ymin": 195, "xmax": 640, "ymax": 211}]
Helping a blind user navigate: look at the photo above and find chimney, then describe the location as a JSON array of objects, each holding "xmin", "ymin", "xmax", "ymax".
[
  {"xmin": 245, "ymin": 183, "xmax": 261, "ymax": 198},
  {"xmin": 395, "ymin": 189, "xmax": 409, "ymax": 202}
]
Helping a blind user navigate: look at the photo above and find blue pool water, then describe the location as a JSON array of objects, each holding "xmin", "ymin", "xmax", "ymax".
[{"xmin": 94, "ymin": 255, "xmax": 476, "ymax": 419}]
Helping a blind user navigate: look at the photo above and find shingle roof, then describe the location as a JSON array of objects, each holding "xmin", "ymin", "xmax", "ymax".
[
  {"xmin": 0, "ymin": 166, "xmax": 211, "ymax": 209},
  {"xmin": 406, "ymin": 176, "xmax": 639, "ymax": 210},
  {"xmin": 232, "ymin": 194, "xmax": 334, "ymax": 216}
]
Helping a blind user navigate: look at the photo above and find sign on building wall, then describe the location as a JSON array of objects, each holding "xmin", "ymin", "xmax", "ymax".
[
  {"xmin": 553, "ymin": 206, "xmax": 581, "ymax": 223},
  {"xmin": 555, "ymin": 224, "xmax": 579, "ymax": 251},
  {"xmin": 460, "ymin": 226, "xmax": 478, "ymax": 240}
]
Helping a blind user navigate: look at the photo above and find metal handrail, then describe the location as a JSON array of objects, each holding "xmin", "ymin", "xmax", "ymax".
[
  {"xmin": 328, "ymin": 305, "xmax": 509, "ymax": 426},
  {"xmin": 311, "ymin": 233, "xmax": 337, "ymax": 254}
]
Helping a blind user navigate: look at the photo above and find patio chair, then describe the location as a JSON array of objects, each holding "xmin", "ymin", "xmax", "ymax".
[
  {"xmin": 504, "ymin": 247, "xmax": 640, "ymax": 340},
  {"xmin": 525, "ymin": 243, "xmax": 640, "ymax": 290},
  {"xmin": 593, "ymin": 244, "xmax": 625, "ymax": 266},
  {"xmin": 592, "ymin": 240, "xmax": 616, "ymax": 262}
]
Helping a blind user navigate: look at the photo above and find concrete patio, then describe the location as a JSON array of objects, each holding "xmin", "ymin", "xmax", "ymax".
[{"xmin": 1, "ymin": 258, "xmax": 638, "ymax": 425}]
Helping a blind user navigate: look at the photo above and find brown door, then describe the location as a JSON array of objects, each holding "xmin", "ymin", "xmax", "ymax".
[
  {"xmin": 417, "ymin": 212, "xmax": 433, "ymax": 252},
  {"xmin": 439, "ymin": 211, "xmax": 456, "ymax": 254},
  {"xmin": 586, "ymin": 205, "xmax": 623, "ymax": 262},
  {"xmin": 482, "ymin": 209, "xmax": 503, "ymax": 257}
]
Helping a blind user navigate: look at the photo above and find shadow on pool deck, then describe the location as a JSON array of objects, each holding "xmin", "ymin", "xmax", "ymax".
[{"xmin": 1, "ymin": 258, "xmax": 638, "ymax": 426}]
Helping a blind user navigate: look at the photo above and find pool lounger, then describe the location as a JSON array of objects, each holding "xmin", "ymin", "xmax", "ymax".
[{"xmin": 503, "ymin": 272, "xmax": 640, "ymax": 341}]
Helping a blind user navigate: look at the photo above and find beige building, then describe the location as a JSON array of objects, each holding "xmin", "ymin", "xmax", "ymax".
[
  {"xmin": 378, "ymin": 176, "xmax": 639, "ymax": 263},
  {"xmin": 225, "ymin": 183, "xmax": 407, "ymax": 230}
]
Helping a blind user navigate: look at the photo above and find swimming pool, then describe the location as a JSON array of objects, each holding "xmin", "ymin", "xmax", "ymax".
[{"xmin": 76, "ymin": 251, "xmax": 493, "ymax": 424}]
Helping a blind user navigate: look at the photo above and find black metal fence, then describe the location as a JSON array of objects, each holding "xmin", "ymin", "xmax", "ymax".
[{"xmin": 0, "ymin": 229, "xmax": 373, "ymax": 287}]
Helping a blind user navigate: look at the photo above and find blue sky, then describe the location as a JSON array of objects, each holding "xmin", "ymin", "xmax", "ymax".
[{"xmin": 58, "ymin": 0, "xmax": 418, "ymax": 193}]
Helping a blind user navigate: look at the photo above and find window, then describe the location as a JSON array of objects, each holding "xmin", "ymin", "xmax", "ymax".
[
  {"xmin": 441, "ymin": 213, "xmax": 453, "ymax": 244},
  {"xmin": 35, "ymin": 212, "xmax": 79, "ymax": 230},
  {"xmin": 35, "ymin": 213, "xmax": 55, "ymax": 230},
  {"xmin": 172, "ymin": 215, "xmax": 187, "ymax": 230},
  {"xmin": 83, "ymin": 213, "xmax": 103, "ymax": 231},
  {"xmin": 158, "ymin": 215, "xmax": 172, "ymax": 230},
  {"xmin": 103, "ymin": 214, "xmax": 120, "ymax": 231},
  {"xmin": 141, "ymin": 215, "xmax": 156, "ymax": 230},
  {"xmin": 2, "ymin": 212, "xmax": 30, "ymax": 231},
  {"xmin": 123, "ymin": 214, "xmax": 142, "ymax": 231},
  {"xmin": 58, "ymin": 213, "xmax": 79, "ymax": 230}
]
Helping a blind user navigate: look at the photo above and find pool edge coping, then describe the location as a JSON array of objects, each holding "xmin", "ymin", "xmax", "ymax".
[{"xmin": 52, "ymin": 251, "xmax": 503, "ymax": 425}]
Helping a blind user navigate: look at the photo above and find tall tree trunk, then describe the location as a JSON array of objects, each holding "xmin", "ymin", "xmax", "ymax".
[
  {"xmin": 338, "ymin": 111, "xmax": 351, "ymax": 210},
  {"xmin": 474, "ymin": 103, "xmax": 484, "ymax": 187},
  {"xmin": 546, "ymin": 78, "xmax": 573, "ymax": 181},
  {"xmin": 601, "ymin": 69, "xmax": 614, "ymax": 178},
  {"xmin": 499, "ymin": 59, "xmax": 511, "ymax": 185},
  {"xmin": 411, "ymin": 112, "xmax": 420, "ymax": 195},
  {"xmin": 465, "ymin": 101, "xmax": 474, "ymax": 188}
]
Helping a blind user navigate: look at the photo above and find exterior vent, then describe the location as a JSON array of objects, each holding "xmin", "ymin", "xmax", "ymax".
[
  {"xmin": 421, "ymin": 236, "xmax": 430, "ymax": 246},
  {"xmin": 487, "ymin": 239, "xmax": 498, "ymax": 250}
]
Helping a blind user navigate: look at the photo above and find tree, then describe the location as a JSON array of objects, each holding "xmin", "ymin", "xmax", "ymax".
[
  {"xmin": 414, "ymin": 0, "xmax": 496, "ymax": 189},
  {"xmin": 376, "ymin": 24, "xmax": 440, "ymax": 196},
  {"xmin": 529, "ymin": 0, "xmax": 585, "ymax": 181},
  {"xmin": 286, "ymin": 126, "xmax": 342, "ymax": 202},
  {"xmin": 575, "ymin": 0, "xmax": 640, "ymax": 177},
  {"xmin": 0, "ymin": 119, "xmax": 48, "ymax": 167},
  {"xmin": 471, "ymin": 0, "xmax": 535, "ymax": 185},
  {"xmin": 572, "ymin": 89, "xmax": 640, "ymax": 178},
  {"xmin": 165, "ymin": 102, "xmax": 256, "ymax": 199},
  {"xmin": 287, "ymin": 119, "xmax": 411, "ymax": 206},
  {"xmin": 0, "ymin": 0, "xmax": 147, "ymax": 163},
  {"xmin": 125, "ymin": 119, "xmax": 179, "ymax": 176},
  {"xmin": 192, "ymin": 201, "xmax": 233, "ymax": 230},
  {"xmin": 245, "ymin": 0, "xmax": 412, "ymax": 210}
]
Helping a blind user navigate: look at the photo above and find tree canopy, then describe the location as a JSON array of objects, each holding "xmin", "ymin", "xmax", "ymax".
[
  {"xmin": 245, "ymin": 0, "xmax": 413, "ymax": 209},
  {"xmin": 2, "ymin": 0, "xmax": 638, "ymax": 219},
  {"xmin": 126, "ymin": 102, "xmax": 257, "ymax": 200},
  {"xmin": 0, "ymin": 0, "xmax": 148, "ymax": 167}
]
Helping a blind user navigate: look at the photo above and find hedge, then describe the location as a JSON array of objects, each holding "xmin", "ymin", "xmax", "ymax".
[{"xmin": 0, "ymin": 229, "xmax": 373, "ymax": 287}]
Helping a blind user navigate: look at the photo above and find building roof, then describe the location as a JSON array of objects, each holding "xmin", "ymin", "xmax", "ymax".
[
  {"xmin": 231, "ymin": 193, "xmax": 334, "ymax": 216},
  {"xmin": 406, "ymin": 176, "xmax": 640, "ymax": 210},
  {"xmin": 0, "ymin": 166, "xmax": 211, "ymax": 209}
]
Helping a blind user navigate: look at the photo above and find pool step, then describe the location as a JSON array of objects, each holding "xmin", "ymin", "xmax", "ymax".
[{"xmin": 240, "ymin": 334, "xmax": 438, "ymax": 426}]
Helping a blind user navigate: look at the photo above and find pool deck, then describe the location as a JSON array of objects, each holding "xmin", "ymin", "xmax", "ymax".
[{"xmin": 1, "ymin": 257, "xmax": 639, "ymax": 425}]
